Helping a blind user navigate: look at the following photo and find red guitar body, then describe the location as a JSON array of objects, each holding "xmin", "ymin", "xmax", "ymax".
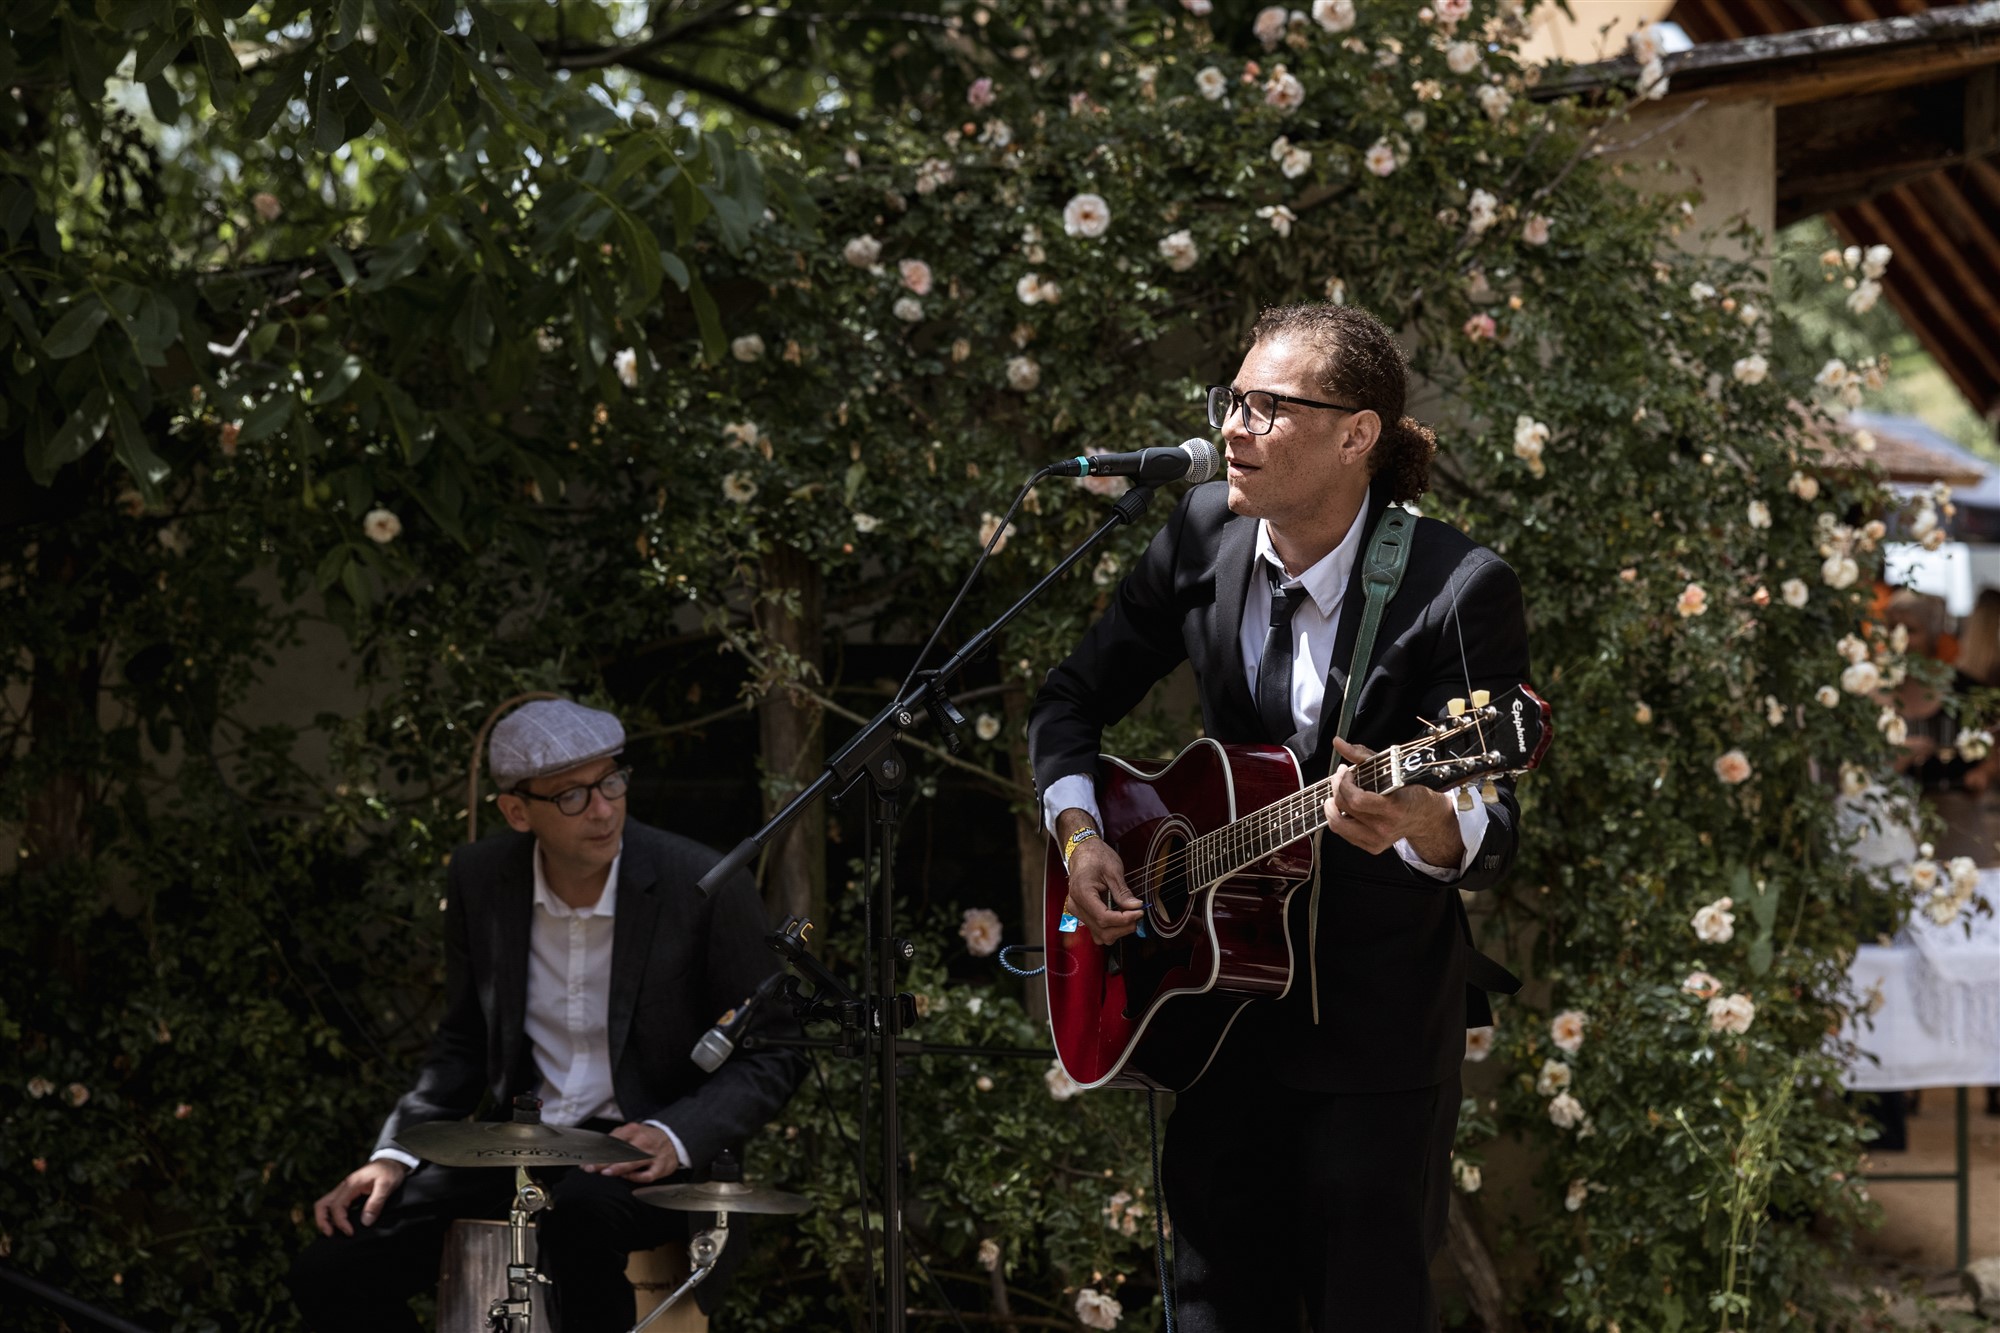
[{"xmin": 1043, "ymin": 739, "xmax": 1314, "ymax": 1092}]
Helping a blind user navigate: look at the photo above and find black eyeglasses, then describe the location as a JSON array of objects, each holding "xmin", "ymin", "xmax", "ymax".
[
  {"xmin": 1207, "ymin": 384, "xmax": 1363, "ymax": 436},
  {"xmin": 512, "ymin": 766, "xmax": 632, "ymax": 816}
]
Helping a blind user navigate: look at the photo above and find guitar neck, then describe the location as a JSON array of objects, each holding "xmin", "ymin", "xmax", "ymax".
[{"xmin": 1184, "ymin": 750, "xmax": 1400, "ymax": 885}]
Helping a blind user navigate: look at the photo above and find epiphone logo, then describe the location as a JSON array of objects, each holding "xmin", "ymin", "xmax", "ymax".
[{"xmin": 1511, "ymin": 698, "xmax": 1527, "ymax": 754}]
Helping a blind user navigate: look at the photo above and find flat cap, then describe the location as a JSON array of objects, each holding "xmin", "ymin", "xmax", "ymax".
[{"xmin": 490, "ymin": 699, "xmax": 625, "ymax": 789}]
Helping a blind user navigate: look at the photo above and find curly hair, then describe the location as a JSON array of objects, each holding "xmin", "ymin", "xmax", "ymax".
[{"xmin": 1247, "ymin": 303, "xmax": 1436, "ymax": 504}]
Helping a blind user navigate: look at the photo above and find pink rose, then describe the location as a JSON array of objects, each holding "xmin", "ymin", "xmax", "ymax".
[
  {"xmin": 1462, "ymin": 313, "xmax": 1496, "ymax": 342},
  {"xmin": 967, "ymin": 77, "xmax": 995, "ymax": 110}
]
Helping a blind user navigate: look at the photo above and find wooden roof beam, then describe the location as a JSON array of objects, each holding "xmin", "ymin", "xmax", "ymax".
[{"xmin": 1840, "ymin": 198, "xmax": 2000, "ymax": 414}]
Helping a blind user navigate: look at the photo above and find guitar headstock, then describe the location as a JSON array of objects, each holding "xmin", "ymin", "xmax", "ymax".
[{"xmin": 1390, "ymin": 683, "xmax": 1552, "ymax": 794}]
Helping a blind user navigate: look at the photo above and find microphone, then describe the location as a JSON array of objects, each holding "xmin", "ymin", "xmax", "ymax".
[
  {"xmin": 691, "ymin": 970, "xmax": 789, "ymax": 1072},
  {"xmin": 1049, "ymin": 438, "xmax": 1222, "ymax": 485}
]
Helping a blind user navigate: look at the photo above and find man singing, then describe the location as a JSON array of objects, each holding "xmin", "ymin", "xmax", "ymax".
[
  {"xmin": 289, "ymin": 698, "xmax": 800, "ymax": 1332},
  {"xmin": 1029, "ymin": 304, "xmax": 1530, "ymax": 1331}
]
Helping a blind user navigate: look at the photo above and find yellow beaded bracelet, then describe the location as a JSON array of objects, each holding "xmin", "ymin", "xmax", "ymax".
[{"xmin": 1061, "ymin": 826, "xmax": 1100, "ymax": 870}]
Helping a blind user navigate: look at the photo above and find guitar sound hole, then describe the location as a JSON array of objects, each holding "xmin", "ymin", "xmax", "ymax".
[{"xmin": 1148, "ymin": 832, "xmax": 1192, "ymax": 933}]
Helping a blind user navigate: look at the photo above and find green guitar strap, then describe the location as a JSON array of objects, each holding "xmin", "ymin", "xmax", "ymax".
[{"xmin": 1311, "ymin": 503, "xmax": 1414, "ymax": 1024}]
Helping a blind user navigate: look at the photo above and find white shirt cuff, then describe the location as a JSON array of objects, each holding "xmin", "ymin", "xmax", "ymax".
[
  {"xmin": 1396, "ymin": 792, "xmax": 1492, "ymax": 880},
  {"xmin": 370, "ymin": 1146, "xmax": 421, "ymax": 1171},
  {"xmin": 645, "ymin": 1120, "xmax": 689, "ymax": 1170},
  {"xmin": 1042, "ymin": 773, "xmax": 1103, "ymax": 839}
]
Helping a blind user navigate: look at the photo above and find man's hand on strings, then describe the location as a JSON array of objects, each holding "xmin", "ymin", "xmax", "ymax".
[
  {"xmin": 1323, "ymin": 737, "xmax": 1466, "ymax": 865},
  {"xmin": 1057, "ymin": 809, "xmax": 1143, "ymax": 944}
]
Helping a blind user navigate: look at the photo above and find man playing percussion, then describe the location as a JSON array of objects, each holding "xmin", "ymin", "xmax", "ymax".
[{"xmin": 288, "ymin": 698, "xmax": 800, "ymax": 1332}]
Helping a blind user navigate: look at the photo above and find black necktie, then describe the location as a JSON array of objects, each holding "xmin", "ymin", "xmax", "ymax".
[{"xmin": 1257, "ymin": 575, "xmax": 1308, "ymax": 752}]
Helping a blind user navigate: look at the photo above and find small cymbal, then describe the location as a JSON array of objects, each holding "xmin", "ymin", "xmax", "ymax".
[
  {"xmin": 393, "ymin": 1119, "xmax": 651, "ymax": 1168},
  {"xmin": 634, "ymin": 1180, "xmax": 814, "ymax": 1216}
]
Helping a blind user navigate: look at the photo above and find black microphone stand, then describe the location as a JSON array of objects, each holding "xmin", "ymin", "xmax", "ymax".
[{"xmin": 697, "ymin": 478, "xmax": 1162, "ymax": 1333}]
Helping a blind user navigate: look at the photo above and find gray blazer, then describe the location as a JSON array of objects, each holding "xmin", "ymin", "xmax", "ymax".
[{"xmin": 375, "ymin": 819, "xmax": 800, "ymax": 1171}]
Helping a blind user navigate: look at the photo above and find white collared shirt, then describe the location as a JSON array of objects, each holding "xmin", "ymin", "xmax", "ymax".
[
  {"xmin": 1042, "ymin": 494, "xmax": 1489, "ymax": 878},
  {"xmin": 373, "ymin": 841, "xmax": 686, "ymax": 1170}
]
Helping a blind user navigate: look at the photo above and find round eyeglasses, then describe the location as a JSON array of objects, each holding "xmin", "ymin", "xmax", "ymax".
[
  {"xmin": 1207, "ymin": 384, "xmax": 1363, "ymax": 436},
  {"xmin": 512, "ymin": 766, "xmax": 632, "ymax": 816}
]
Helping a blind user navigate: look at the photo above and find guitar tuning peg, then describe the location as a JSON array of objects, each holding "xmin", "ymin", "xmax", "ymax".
[
  {"xmin": 1447, "ymin": 697, "xmax": 1467, "ymax": 717},
  {"xmin": 1480, "ymin": 780, "xmax": 1499, "ymax": 805},
  {"xmin": 1455, "ymin": 787, "xmax": 1476, "ymax": 812},
  {"xmin": 1470, "ymin": 689, "xmax": 1491, "ymax": 708}
]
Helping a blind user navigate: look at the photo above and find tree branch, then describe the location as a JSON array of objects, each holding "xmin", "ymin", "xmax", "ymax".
[{"xmin": 618, "ymin": 54, "xmax": 805, "ymax": 128}]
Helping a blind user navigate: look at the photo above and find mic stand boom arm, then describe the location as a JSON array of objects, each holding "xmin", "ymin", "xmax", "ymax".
[
  {"xmin": 693, "ymin": 480, "xmax": 1160, "ymax": 1333},
  {"xmin": 696, "ymin": 479, "xmax": 1159, "ymax": 895}
]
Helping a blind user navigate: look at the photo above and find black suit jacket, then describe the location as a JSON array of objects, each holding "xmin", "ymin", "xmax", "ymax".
[
  {"xmin": 375, "ymin": 819, "xmax": 801, "ymax": 1170},
  {"xmin": 1028, "ymin": 482, "xmax": 1530, "ymax": 1093}
]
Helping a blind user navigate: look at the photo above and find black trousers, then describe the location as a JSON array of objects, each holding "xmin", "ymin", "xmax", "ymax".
[
  {"xmin": 287, "ymin": 1160, "xmax": 695, "ymax": 1333},
  {"xmin": 1161, "ymin": 1067, "xmax": 1461, "ymax": 1333}
]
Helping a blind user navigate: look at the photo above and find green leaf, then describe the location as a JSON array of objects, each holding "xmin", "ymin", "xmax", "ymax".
[
  {"xmin": 124, "ymin": 288, "xmax": 179, "ymax": 368},
  {"xmin": 43, "ymin": 297, "xmax": 110, "ymax": 359},
  {"xmin": 194, "ymin": 33, "xmax": 239, "ymax": 101},
  {"xmin": 29, "ymin": 387, "xmax": 112, "ymax": 482},
  {"xmin": 328, "ymin": 0, "xmax": 364, "ymax": 51},
  {"xmin": 324, "ymin": 243, "xmax": 360, "ymax": 288},
  {"xmin": 611, "ymin": 211, "xmax": 663, "ymax": 317},
  {"xmin": 61, "ymin": 20, "xmax": 114, "ymax": 101},
  {"xmin": 143, "ymin": 73, "xmax": 180, "ymax": 123},
  {"xmin": 239, "ymin": 388, "xmax": 296, "ymax": 443},
  {"xmin": 488, "ymin": 8, "xmax": 549, "ymax": 88},
  {"xmin": 311, "ymin": 61, "xmax": 347, "ymax": 154},
  {"xmin": 399, "ymin": 29, "xmax": 454, "ymax": 124},
  {"xmin": 315, "ymin": 542, "xmax": 351, "ymax": 592},
  {"xmin": 688, "ymin": 275, "xmax": 725, "ymax": 365},
  {"xmin": 311, "ymin": 352, "xmax": 365, "ymax": 404},
  {"xmin": 337, "ymin": 44, "xmax": 396, "ymax": 123},
  {"xmin": 363, "ymin": 232, "xmax": 428, "ymax": 287},
  {"xmin": 241, "ymin": 53, "xmax": 305, "ymax": 139},
  {"xmin": 132, "ymin": 21, "xmax": 187, "ymax": 81},
  {"xmin": 110, "ymin": 394, "xmax": 172, "ymax": 502},
  {"xmin": 449, "ymin": 280, "xmax": 494, "ymax": 370},
  {"xmin": 660, "ymin": 248, "xmax": 689, "ymax": 293},
  {"xmin": 339, "ymin": 558, "xmax": 372, "ymax": 613}
]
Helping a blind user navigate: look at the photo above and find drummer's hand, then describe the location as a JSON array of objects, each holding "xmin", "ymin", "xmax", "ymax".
[
  {"xmin": 313, "ymin": 1159, "xmax": 407, "ymax": 1237},
  {"xmin": 587, "ymin": 1122, "xmax": 681, "ymax": 1183},
  {"xmin": 1057, "ymin": 809, "xmax": 1141, "ymax": 945}
]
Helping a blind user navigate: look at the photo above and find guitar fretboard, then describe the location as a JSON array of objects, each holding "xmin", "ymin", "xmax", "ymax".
[{"xmin": 1176, "ymin": 750, "xmax": 1399, "ymax": 889}]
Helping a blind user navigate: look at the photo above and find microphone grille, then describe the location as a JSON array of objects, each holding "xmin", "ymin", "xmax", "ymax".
[
  {"xmin": 1180, "ymin": 438, "xmax": 1223, "ymax": 484},
  {"xmin": 691, "ymin": 1030, "xmax": 734, "ymax": 1073}
]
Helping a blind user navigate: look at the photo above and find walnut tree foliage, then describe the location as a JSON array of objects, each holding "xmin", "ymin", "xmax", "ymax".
[{"xmin": 1, "ymin": 0, "xmax": 1930, "ymax": 1329}]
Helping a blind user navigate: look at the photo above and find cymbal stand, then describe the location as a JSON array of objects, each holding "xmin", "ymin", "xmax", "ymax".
[
  {"xmin": 629, "ymin": 1214, "xmax": 730, "ymax": 1333},
  {"xmin": 487, "ymin": 1165, "xmax": 552, "ymax": 1333}
]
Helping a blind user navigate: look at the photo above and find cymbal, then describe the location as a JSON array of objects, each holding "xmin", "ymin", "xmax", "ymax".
[
  {"xmin": 634, "ymin": 1179, "xmax": 814, "ymax": 1216},
  {"xmin": 393, "ymin": 1119, "xmax": 651, "ymax": 1168}
]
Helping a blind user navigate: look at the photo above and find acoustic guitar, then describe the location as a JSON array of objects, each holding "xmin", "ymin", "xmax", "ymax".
[{"xmin": 1044, "ymin": 684, "xmax": 1552, "ymax": 1091}]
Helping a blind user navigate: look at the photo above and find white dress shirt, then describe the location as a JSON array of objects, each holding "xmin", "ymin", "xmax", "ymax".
[
  {"xmin": 1042, "ymin": 493, "xmax": 1489, "ymax": 878},
  {"xmin": 373, "ymin": 841, "xmax": 687, "ymax": 1170}
]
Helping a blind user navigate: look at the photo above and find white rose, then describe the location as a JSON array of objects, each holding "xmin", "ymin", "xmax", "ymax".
[
  {"xmin": 977, "ymin": 1237, "xmax": 1001, "ymax": 1271},
  {"xmin": 1045, "ymin": 1061, "xmax": 1081, "ymax": 1101},
  {"xmin": 1879, "ymin": 708, "xmax": 1908, "ymax": 745},
  {"xmin": 1782, "ymin": 578, "xmax": 1808, "ymax": 608},
  {"xmin": 852, "ymin": 512, "xmax": 880, "ymax": 533},
  {"xmin": 1364, "ymin": 141, "xmax": 1397, "ymax": 176},
  {"xmin": 1637, "ymin": 56, "xmax": 1668, "ymax": 100},
  {"xmin": 363, "ymin": 508, "xmax": 402, "ymax": 543},
  {"xmin": 1253, "ymin": 4, "xmax": 1288, "ymax": 48},
  {"xmin": 613, "ymin": 347, "xmax": 639, "ymax": 389},
  {"xmin": 1006, "ymin": 356, "xmax": 1040, "ymax": 392},
  {"xmin": 1628, "ymin": 22, "xmax": 1663, "ymax": 65},
  {"xmin": 1466, "ymin": 188, "xmax": 1498, "ymax": 237},
  {"xmin": 1446, "ymin": 41, "xmax": 1480, "ymax": 75},
  {"xmin": 1263, "ymin": 67, "xmax": 1305, "ymax": 113},
  {"xmin": 1738, "ymin": 301, "xmax": 1762, "ymax": 325},
  {"xmin": 1196, "ymin": 66, "xmax": 1227, "ymax": 100},
  {"xmin": 1075, "ymin": 1288, "xmax": 1122, "ymax": 1331},
  {"xmin": 1788, "ymin": 471, "xmax": 1820, "ymax": 502},
  {"xmin": 1257, "ymin": 204, "xmax": 1297, "ymax": 237},
  {"xmin": 1565, "ymin": 1178, "xmax": 1589, "ymax": 1212},
  {"xmin": 1550, "ymin": 1009, "xmax": 1587, "ymax": 1054},
  {"xmin": 1840, "ymin": 661, "xmax": 1881, "ymax": 695},
  {"xmin": 1863, "ymin": 243, "xmax": 1892, "ymax": 279},
  {"xmin": 1815, "ymin": 357, "xmax": 1849, "ymax": 389},
  {"xmin": 1691, "ymin": 896, "xmax": 1735, "ymax": 944},
  {"xmin": 1311, "ymin": 0, "xmax": 1356, "ymax": 32},
  {"xmin": 731, "ymin": 334, "xmax": 766, "ymax": 362},
  {"xmin": 1522, "ymin": 213, "xmax": 1551, "ymax": 246},
  {"xmin": 892, "ymin": 296, "xmax": 924, "ymax": 323},
  {"xmin": 958, "ymin": 907, "xmax": 1003, "ymax": 955},
  {"xmin": 977, "ymin": 512, "xmax": 1017, "ymax": 552},
  {"xmin": 1732, "ymin": 353, "xmax": 1768, "ymax": 385},
  {"xmin": 1714, "ymin": 749, "xmax": 1752, "ymax": 785},
  {"xmin": 722, "ymin": 472, "xmax": 758, "ymax": 504},
  {"xmin": 1816, "ymin": 685, "xmax": 1839, "ymax": 708},
  {"xmin": 898, "ymin": 258, "xmax": 934, "ymax": 296},
  {"xmin": 1547, "ymin": 1091, "xmax": 1585, "ymax": 1129},
  {"xmin": 1706, "ymin": 992, "xmax": 1755, "ymax": 1035},
  {"xmin": 1822, "ymin": 554, "xmax": 1859, "ymax": 590},
  {"xmin": 1476, "ymin": 83, "xmax": 1513, "ymax": 121},
  {"xmin": 1746, "ymin": 499, "xmax": 1772, "ymax": 530},
  {"xmin": 1534, "ymin": 1058, "xmax": 1572, "ymax": 1096},
  {"xmin": 1062, "ymin": 192, "xmax": 1111, "ymax": 239},
  {"xmin": 1280, "ymin": 145, "xmax": 1312, "ymax": 179},
  {"xmin": 1681, "ymin": 970, "xmax": 1721, "ymax": 998},
  {"xmin": 843, "ymin": 235, "xmax": 882, "ymax": 267},
  {"xmin": 1463, "ymin": 1025, "xmax": 1494, "ymax": 1062},
  {"xmin": 1453, "ymin": 1158, "xmax": 1482, "ymax": 1193},
  {"xmin": 1158, "ymin": 229, "xmax": 1199, "ymax": 272},
  {"xmin": 1847, "ymin": 279, "xmax": 1881, "ymax": 315}
]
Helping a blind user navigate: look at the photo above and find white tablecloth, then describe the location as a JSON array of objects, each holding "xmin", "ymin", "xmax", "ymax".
[{"xmin": 1841, "ymin": 873, "xmax": 2000, "ymax": 1092}]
